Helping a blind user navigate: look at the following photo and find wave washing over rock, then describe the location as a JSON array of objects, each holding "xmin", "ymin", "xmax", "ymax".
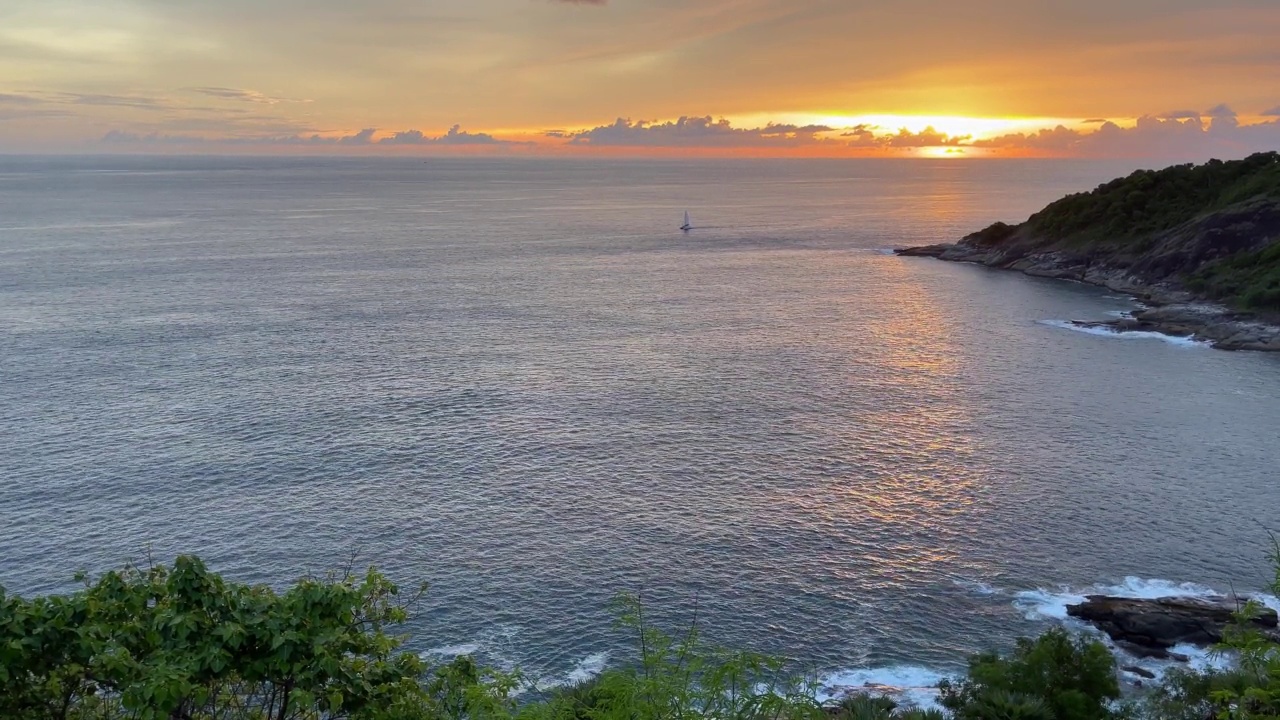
[
  {"xmin": 1038, "ymin": 320, "xmax": 1211, "ymax": 347},
  {"xmin": 416, "ymin": 575, "xmax": 1274, "ymax": 708},
  {"xmin": 818, "ymin": 666, "xmax": 951, "ymax": 712},
  {"xmin": 1012, "ymin": 577, "xmax": 1280, "ymax": 682}
]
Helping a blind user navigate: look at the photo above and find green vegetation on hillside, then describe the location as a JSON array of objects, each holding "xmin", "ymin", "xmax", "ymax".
[
  {"xmin": 1187, "ymin": 241, "xmax": 1280, "ymax": 311},
  {"xmin": 4, "ymin": 552, "xmax": 1280, "ymax": 720},
  {"xmin": 1025, "ymin": 151, "xmax": 1280, "ymax": 244},
  {"xmin": 958, "ymin": 152, "xmax": 1280, "ymax": 311}
]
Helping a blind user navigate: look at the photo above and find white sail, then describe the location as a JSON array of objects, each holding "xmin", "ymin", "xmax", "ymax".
[{"xmin": 681, "ymin": 211, "xmax": 691, "ymax": 230}]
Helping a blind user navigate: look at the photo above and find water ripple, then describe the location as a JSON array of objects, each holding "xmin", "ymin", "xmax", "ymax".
[{"xmin": 3, "ymin": 157, "xmax": 1280, "ymax": 687}]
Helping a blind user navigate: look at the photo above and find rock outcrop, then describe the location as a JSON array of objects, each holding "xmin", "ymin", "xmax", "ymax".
[
  {"xmin": 895, "ymin": 197, "xmax": 1280, "ymax": 350},
  {"xmin": 1066, "ymin": 595, "xmax": 1280, "ymax": 658}
]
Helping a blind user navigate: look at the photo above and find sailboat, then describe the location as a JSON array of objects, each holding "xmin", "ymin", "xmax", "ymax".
[{"xmin": 679, "ymin": 211, "xmax": 692, "ymax": 232}]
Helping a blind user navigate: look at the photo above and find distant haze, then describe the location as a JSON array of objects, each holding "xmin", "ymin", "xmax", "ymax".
[{"xmin": 2, "ymin": 0, "xmax": 1279, "ymax": 158}]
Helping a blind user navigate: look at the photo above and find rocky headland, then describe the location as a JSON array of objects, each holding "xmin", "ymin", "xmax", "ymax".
[{"xmin": 897, "ymin": 152, "xmax": 1280, "ymax": 351}]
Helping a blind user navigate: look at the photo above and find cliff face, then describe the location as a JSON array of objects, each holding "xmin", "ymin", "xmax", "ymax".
[{"xmin": 897, "ymin": 153, "xmax": 1280, "ymax": 351}]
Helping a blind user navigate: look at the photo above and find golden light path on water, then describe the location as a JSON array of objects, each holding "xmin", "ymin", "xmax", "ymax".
[{"xmin": 762, "ymin": 249, "xmax": 992, "ymax": 598}]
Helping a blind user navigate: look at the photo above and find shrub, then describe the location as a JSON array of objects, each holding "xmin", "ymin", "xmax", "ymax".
[
  {"xmin": 1196, "ymin": 538, "xmax": 1280, "ymax": 719},
  {"xmin": 0, "ymin": 555, "xmax": 434, "ymax": 720},
  {"xmin": 524, "ymin": 593, "xmax": 825, "ymax": 720},
  {"xmin": 938, "ymin": 627, "xmax": 1120, "ymax": 720}
]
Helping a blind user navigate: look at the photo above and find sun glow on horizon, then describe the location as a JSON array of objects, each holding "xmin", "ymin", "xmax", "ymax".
[
  {"xmin": 916, "ymin": 145, "xmax": 977, "ymax": 158},
  {"xmin": 729, "ymin": 113, "xmax": 1080, "ymax": 141}
]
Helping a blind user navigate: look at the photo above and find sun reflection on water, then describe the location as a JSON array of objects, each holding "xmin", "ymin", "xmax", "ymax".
[{"xmin": 767, "ymin": 256, "xmax": 994, "ymax": 589}]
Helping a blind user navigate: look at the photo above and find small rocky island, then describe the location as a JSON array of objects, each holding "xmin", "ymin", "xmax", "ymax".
[
  {"xmin": 1067, "ymin": 595, "xmax": 1279, "ymax": 661},
  {"xmin": 898, "ymin": 152, "xmax": 1280, "ymax": 351}
]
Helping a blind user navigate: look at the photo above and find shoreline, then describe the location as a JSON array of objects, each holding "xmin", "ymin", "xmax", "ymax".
[{"xmin": 895, "ymin": 243, "xmax": 1280, "ymax": 351}]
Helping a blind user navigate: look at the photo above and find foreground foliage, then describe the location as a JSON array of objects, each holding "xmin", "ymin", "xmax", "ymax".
[
  {"xmin": 939, "ymin": 628, "xmax": 1119, "ymax": 720},
  {"xmin": 0, "ymin": 563, "xmax": 829, "ymax": 720},
  {"xmin": 0, "ymin": 556, "xmax": 433, "ymax": 719},
  {"xmin": 5, "ymin": 550, "xmax": 1280, "ymax": 720},
  {"xmin": 524, "ymin": 593, "xmax": 824, "ymax": 720}
]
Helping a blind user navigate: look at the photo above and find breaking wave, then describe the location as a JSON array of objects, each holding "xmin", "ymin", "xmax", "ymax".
[
  {"xmin": 1013, "ymin": 577, "xmax": 1280, "ymax": 681},
  {"xmin": 818, "ymin": 665, "xmax": 953, "ymax": 711},
  {"xmin": 1039, "ymin": 320, "xmax": 1209, "ymax": 347}
]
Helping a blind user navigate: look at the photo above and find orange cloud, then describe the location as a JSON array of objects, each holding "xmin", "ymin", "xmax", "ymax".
[{"xmin": 79, "ymin": 99, "xmax": 1280, "ymax": 160}]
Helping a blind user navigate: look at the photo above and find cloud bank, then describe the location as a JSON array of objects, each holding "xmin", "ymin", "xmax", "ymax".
[
  {"xmin": 101, "ymin": 125, "xmax": 509, "ymax": 147},
  {"xmin": 563, "ymin": 116, "xmax": 837, "ymax": 147},
  {"xmin": 975, "ymin": 106, "xmax": 1280, "ymax": 158},
  {"xmin": 555, "ymin": 108, "xmax": 1280, "ymax": 159},
  {"xmin": 85, "ymin": 103, "xmax": 1280, "ymax": 159},
  {"xmin": 381, "ymin": 125, "xmax": 503, "ymax": 145},
  {"xmin": 3, "ymin": 0, "xmax": 1279, "ymax": 155}
]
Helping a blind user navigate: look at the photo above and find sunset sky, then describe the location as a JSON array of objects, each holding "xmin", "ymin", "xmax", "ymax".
[{"xmin": 3, "ymin": 0, "xmax": 1279, "ymax": 157}]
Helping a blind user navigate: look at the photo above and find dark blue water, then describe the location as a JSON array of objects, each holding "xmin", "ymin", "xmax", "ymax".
[{"xmin": 3, "ymin": 156, "xmax": 1279, "ymax": 700}]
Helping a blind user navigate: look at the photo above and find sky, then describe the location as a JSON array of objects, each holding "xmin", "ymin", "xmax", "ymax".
[{"xmin": 2, "ymin": 0, "xmax": 1280, "ymax": 158}]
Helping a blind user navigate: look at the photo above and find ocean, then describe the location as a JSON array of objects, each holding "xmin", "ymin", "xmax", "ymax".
[{"xmin": 3, "ymin": 155, "xmax": 1279, "ymax": 702}]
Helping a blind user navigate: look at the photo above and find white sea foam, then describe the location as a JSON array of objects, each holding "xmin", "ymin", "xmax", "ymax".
[
  {"xmin": 818, "ymin": 665, "xmax": 953, "ymax": 711},
  {"xmin": 1039, "ymin": 319, "xmax": 1209, "ymax": 347},
  {"xmin": 1101, "ymin": 577, "xmax": 1227, "ymax": 599},
  {"xmin": 1103, "ymin": 639, "xmax": 1232, "ymax": 685},
  {"xmin": 951, "ymin": 577, "xmax": 1003, "ymax": 596},
  {"xmin": 873, "ymin": 248, "xmax": 899, "ymax": 256},
  {"xmin": 1013, "ymin": 576, "xmax": 1225, "ymax": 622},
  {"xmin": 526, "ymin": 652, "xmax": 611, "ymax": 693},
  {"xmin": 564, "ymin": 652, "xmax": 610, "ymax": 686},
  {"xmin": 424, "ymin": 640, "xmax": 608, "ymax": 695},
  {"xmin": 419, "ymin": 623, "xmax": 525, "ymax": 671},
  {"xmin": 421, "ymin": 642, "xmax": 482, "ymax": 659},
  {"xmin": 1013, "ymin": 587, "xmax": 1088, "ymax": 621}
]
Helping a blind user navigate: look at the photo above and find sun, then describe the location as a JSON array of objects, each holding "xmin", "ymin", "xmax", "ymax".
[{"xmin": 917, "ymin": 146, "xmax": 970, "ymax": 158}]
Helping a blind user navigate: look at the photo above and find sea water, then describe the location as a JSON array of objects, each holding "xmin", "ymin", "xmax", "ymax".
[{"xmin": 2, "ymin": 156, "xmax": 1279, "ymax": 702}]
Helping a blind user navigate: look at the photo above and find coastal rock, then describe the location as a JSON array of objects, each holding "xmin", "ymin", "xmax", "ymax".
[
  {"xmin": 893, "ymin": 244, "xmax": 952, "ymax": 258},
  {"xmin": 1122, "ymin": 665, "xmax": 1156, "ymax": 680},
  {"xmin": 891, "ymin": 239, "xmax": 1280, "ymax": 350},
  {"xmin": 1210, "ymin": 323, "xmax": 1280, "ymax": 351},
  {"xmin": 1057, "ymin": 304, "xmax": 1280, "ymax": 349},
  {"xmin": 1113, "ymin": 641, "xmax": 1190, "ymax": 663},
  {"xmin": 1066, "ymin": 595, "xmax": 1279, "ymax": 650}
]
